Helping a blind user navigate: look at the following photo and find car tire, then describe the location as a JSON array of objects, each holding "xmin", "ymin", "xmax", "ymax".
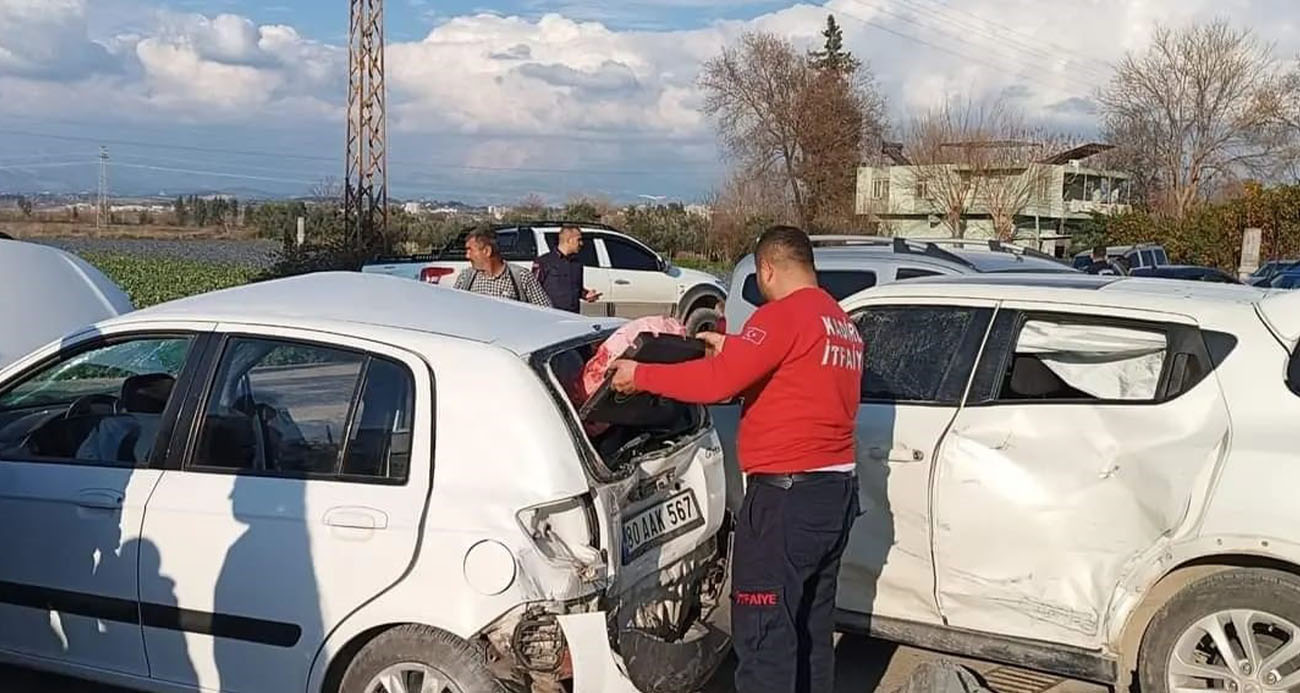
[
  {"xmin": 339, "ymin": 624, "xmax": 505, "ymax": 693},
  {"xmin": 1138, "ymin": 568, "xmax": 1300, "ymax": 693},
  {"xmin": 684, "ymin": 306, "xmax": 722, "ymax": 336}
]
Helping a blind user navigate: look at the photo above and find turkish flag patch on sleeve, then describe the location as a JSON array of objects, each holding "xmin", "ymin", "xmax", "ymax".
[{"xmin": 741, "ymin": 327, "xmax": 768, "ymax": 346}]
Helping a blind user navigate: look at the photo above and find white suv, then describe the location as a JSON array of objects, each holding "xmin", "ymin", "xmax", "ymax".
[
  {"xmin": 723, "ymin": 237, "xmax": 1076, "ymax": 330},
  {"xmin": 829, "ymin": 274, "xmax": 1300, "ymax": 692},
  {"xmin": 363, "ymin": 222, "xmax": 728, "ymax": 334},
  {"xmin": 0, "ymin": 273, "xmax": 729, "ymax": 693}
]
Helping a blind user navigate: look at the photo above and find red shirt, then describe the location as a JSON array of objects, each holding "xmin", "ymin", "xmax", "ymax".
[{"xmin": 634, "ymin": 287, "xmax": 863, "ymax": 475}]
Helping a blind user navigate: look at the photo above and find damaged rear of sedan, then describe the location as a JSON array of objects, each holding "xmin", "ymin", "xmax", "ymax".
[
  {"xmin": 0, "ymin": 272, "xmax": 728, "ymax": 693},
  {"xmin": 829, "ymin": 275, "xmax": 1300, "ymax": 693}
]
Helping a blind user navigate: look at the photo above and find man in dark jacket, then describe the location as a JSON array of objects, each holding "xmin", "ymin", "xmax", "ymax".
[
  {"xmin": 1085, "ymin": 245, "xmax": 1120, "ymax": 275},
  {"xmin": 535, "ymin": 226, "xmax": 601, "ymax": 313}
]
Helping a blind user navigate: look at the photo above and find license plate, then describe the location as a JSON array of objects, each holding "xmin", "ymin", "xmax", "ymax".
[{"xmin": 621, "ymin": 489, "xmax": 704, "ymax": 565}]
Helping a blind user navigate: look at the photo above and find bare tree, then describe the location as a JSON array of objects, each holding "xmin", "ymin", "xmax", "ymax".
[
  {"xmin": 904, "ymin": 101, "xmax": 993, "ymax": 238},
  {"xmin": 980, "ymin": 123, "xmax": 1076, "ymax": 241},
  {"xmin": 700, "ymin": 24, "xmax": 885, "ymax": 231},
  {"xmin": 1098, "ymin": 20, "xmax": 1296, "ymax": 218}
]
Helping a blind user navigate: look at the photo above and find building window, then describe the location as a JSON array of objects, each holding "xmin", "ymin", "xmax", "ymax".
[
  {"xmin": 872, "ymin": 179, "xmax": 888, "ymax": 200},
  {"xmin": 915, "ymin": 181, "xmax": 929, "ymax": 200}
]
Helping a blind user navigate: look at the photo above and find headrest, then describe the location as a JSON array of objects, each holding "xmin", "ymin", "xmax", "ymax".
[
  {"xmin": 1008, "ymin": 356, "xmax": 1061, "ymax": 398},
  {"xmin": 120, "ymin": 373, "xmax": 176, "ymax": 414}
]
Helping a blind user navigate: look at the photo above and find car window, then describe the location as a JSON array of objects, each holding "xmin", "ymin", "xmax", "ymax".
[
  {"xmin": 602, "ymin": 236, "xmax": 660, "ymax": 272},
  {"xmin": 1154, "ymin": 248, "xmax": 1169, "ymax": 265},
  {"xmin": 191, "ymin": 337, "xmax": 414, "ymax": 482},
  {"xmin": 1140, "ymin": 250, "xmax": 1157, "ymax": 268},
  {"xmin": 442, "ymin": 228, "xmax": 536, "ymax": 261},
  {"xmin": 851, "ymin": 306, "xmax": 991, "ymax": 404},
  {"xmin": 542, "ymin": 232, "xmax": 599, "ymax": 267},
  {"xmin": 742, "ymin": 270, "xmax": 878, "ymax": 307},
  {"xmin": 896, "ymin": 267, "xmax": 943, "ymax": 281},
  {"xmin": 998, "ymin": 319, "xmax": 1168, "ymax": 402},
  {"xmin": 0, "ymin": 336, "xmax": 194, "ymax": 466}
]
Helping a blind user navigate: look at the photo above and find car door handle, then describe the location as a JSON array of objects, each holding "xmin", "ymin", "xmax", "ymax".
[
  {"xmin": 614, "ymin": 279, "xmax": 631, "ymax": 285},
  {"xmin": 76, "ymin": 490, "xmax": 123, "ymax": 510},
  {"xmin": 869, "ymin": 447, "xmax": 925, "ymax": 463},
  {"xmin": 324, "ymin": 506, "xmax": 389, "ymax": 530}
]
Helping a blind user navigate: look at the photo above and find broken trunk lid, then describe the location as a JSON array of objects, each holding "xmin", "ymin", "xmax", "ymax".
[
  {"xmin": 1258, "ymin": 290, "xmax": 1300, "ymax": 347},
  {"xmin": 578, "ymin": 333, "xmax": 708, "ymax": 426}
]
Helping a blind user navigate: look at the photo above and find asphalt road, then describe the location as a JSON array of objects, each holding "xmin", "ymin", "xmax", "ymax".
[{"xmin": 1, "ymin": 636, "xmax": 1104, "ymax": 693}]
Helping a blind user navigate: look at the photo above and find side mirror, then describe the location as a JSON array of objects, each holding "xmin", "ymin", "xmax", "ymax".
[{"xmin": 658, "ymin": 257, "xmax": 669, "ymax": 273}]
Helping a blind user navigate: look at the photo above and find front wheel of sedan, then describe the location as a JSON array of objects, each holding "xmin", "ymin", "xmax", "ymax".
[
  {"xmin": 339, "ymin": 625, "xmax": 505, "ymax": 693},
  {"xmin": 1139, "ymin": 569, "xmax": 1300, "ymax": 693}
]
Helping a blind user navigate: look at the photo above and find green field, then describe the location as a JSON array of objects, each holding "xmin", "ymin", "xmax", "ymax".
[{"xmin": 79, "ymin": 252, "xmax": 259, "ymax": 308}]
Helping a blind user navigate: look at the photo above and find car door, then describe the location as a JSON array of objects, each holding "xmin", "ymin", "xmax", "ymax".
[
  {"xmin": 930, "ymin": 305, "xmax": 1231, "ymax": 648},
  {"xmin": 835, "ymin": 297, "xmax": 995, "ymax": 625},
  {"xmin": 138, "ymin": 326, "xmax": 433, "ymax": 692},
  {"xmin": 597, "ymin": 234, "xmax": 675, "ymax": 318},
  {"xmin": 0, "ymin": 329, "xmax": 205, "ymax": 677},
  {"xmin": 540, "ymin": 230, "xmax": 613, "ymax": 317}
]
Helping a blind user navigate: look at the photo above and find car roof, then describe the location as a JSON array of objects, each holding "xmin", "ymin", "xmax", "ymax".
[
  {"xmin": 732, "ymin": 242, "xmax": 1074, "ymax": 275},
  {"xmin": 854, "ymin": 273, "xmax": 1272, "ymax": 313},
  {"xmin": 1, "ymin": 240, "xmax": 135, "ymax": 369},
  {"xmin": 116, "ymin": 271, "xmax": 620, "ymax": 356}
]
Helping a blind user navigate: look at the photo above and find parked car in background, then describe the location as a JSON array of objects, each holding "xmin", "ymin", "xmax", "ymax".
[
  {"xmin": 0, "ymin": 238, "xmax": 133, "ymax": 369},
  {"xmin": 722, "ymin": 237, "xmax": 1076, "ymax": 332},
  {"xmin": 1129, "ymin": 264, "xmax": 1240, "ymax": 283},
  {"xmin": 1071, "ymin": 243, "xmax": 1170, "ymax": 273},
  {"xmin": 0, "ymin": 273, "xmax": 729, "ymax": 693},
  {"xmin": 826, "ymin": 274, "xmax": 1300, "ymax": 693},
  {"xmin": 1268, "ymin": 269, "xmax": 1300, "ymax": 289},
  {"xmin": 362, "ymin": 221, "xmax": 728, "ymax": 334},
  {"xmin": 1251, "ymin": 259, "xmax": 1300, "ymax": 286}
]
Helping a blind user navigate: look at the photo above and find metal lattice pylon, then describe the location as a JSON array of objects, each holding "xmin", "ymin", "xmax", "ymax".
[{"xmin": 345, "ymin": 0, "xmax": 388, "ymax": 255}]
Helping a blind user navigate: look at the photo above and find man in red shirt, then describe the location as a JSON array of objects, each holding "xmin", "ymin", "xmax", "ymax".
[{"xmin": 610, "ymin": 226, "xmax": 863, "ymax": 693}]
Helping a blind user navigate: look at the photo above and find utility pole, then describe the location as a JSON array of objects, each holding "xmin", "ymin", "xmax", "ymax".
[
  {"xmin": 96, "ymin": 146, "xmax": 110, "ymax": 229},
  {"xmin": 345, "ymin": 0, "xmax": 388, "ymax": 258}
]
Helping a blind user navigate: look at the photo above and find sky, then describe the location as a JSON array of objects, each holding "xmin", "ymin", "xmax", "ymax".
[{"xmin": 0, "ymin": 0, "xmax": 1297, "ymax": 203}]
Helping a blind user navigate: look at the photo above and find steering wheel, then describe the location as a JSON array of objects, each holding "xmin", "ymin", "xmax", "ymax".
[{"xmin": 65, "ymin": 393, "xmax": 120, "ymax": 419}]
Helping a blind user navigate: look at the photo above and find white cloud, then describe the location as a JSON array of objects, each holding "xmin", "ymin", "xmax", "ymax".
[{"xmin": 0, "ymin": 0, "xmax": 116, "ymax": 79}]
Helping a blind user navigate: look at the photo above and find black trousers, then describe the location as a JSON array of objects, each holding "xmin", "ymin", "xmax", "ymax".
[{"xmin": 732, "ymin": 472, "xmax": 860, "ymax": 693}]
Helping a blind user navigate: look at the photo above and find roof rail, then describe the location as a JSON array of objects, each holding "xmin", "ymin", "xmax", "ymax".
[
  {"xmin": 807, "ymin": 235, "xmax": 893, "ymax": 247},
  {"xmin": 890, "ymin": 237, "xmax": 1068, "ymax": 265},
  {"xmin": 492, "ymin": 220, "xmax": 620, "ymax": 232},
  {"xmin": 806, "ymin": 234, "xmax": 980, "ymax": 270}
]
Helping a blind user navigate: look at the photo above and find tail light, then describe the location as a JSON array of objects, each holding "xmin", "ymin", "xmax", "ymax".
[
  {"xmin": 517, "ymin": 495, "xmax": 602, "ymax": 573},
  {"xmin": 419, "ymin": 266, "xmax": 455, "ymax": 284}
]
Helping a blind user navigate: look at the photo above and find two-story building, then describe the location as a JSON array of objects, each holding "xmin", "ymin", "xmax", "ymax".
[{"xmin": 855, "ymin": 143, "xmax": 1131, "ymax": 257}]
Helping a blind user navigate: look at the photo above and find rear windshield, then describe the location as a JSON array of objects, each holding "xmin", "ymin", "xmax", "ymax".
[
  {"xmin": 537, "ymin": 338, "xmax": 705, "ymax": 475},
  {"xmin": 440, "ymin": 228, "xmax": 538, "ymax": 261},
  {"xmin": 742, "ymin": 270, "xmax": 878, "ymax": 306}
]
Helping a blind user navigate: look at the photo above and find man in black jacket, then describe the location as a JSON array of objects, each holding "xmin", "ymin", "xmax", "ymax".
[{"xmin": 535, "ymin": 226, "xmax": 601, "ymax": 313}]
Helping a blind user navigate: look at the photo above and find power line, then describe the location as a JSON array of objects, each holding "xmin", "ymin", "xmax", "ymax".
[
  {"xmin": 833, "ymin": 0, "xmax": 1075, "ymax": 93},
  {"xmin": 856, "ymin": 0, "xmax": 1111, "ymax": 84},
  {"xmin": 905, "ymin": 0, "xmax": 1114, "ymax": 73},
  {"xmin": 0, "ymin": 127, "xmax": 718, "ymax": 176}
]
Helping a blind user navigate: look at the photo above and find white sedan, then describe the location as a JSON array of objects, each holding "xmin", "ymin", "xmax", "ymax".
[{"xmin": 0, "ymin": 272, "xmax": 729, "ymax": 693}]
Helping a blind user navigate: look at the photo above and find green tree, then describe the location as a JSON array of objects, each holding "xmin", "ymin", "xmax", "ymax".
[
  {"xmin": 809, "ymin": 15, "xmax": 858, "ymax": 73},
  {"xmin": 174, "ymin": 196, "xmax": 188, "ymax": 225},
  {"xmin": 17, "ymin": 196, "xmax": 33, "ymax": 217}
]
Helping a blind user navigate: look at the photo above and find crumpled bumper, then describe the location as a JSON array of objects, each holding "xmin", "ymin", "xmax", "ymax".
[{"xmin": 559, "ymin": 612, "xmax": 643, "ymax": 693}]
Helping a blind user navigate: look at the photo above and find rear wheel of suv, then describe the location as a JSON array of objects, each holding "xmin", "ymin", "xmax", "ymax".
[
  {"xmin": 339, "ymin": 624, "xmax": 504, "ymax": 693},
  {"xmin": 1138, "ymin": 569, "xmax": 1300, "ymax": 693}
]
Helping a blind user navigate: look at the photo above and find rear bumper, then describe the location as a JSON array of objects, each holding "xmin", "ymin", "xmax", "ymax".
[{"xmin": 560, "ymin": 612, "xmax": 643, "ymax": 693}]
